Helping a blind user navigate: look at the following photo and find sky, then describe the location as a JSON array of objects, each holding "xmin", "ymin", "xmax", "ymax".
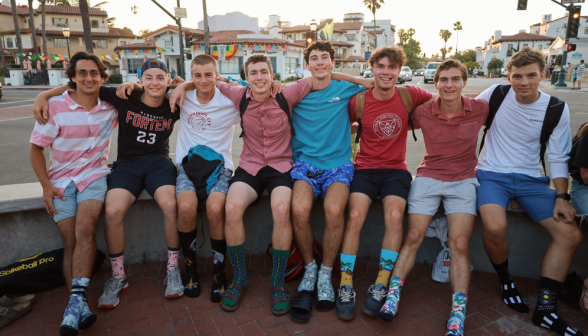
[{"xmin": 20, "ymin": 0, "xmax": 574, "ymax": 56}]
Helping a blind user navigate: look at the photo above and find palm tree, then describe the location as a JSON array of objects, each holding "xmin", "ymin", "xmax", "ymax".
[
  {"xmin": 439, "ymin": 29, "xmax": 452, "ymax": 60},
  {"xmin": 440, "ymin": 46, "xmax": 453, "ymax": 60},
  {"xmin": 53, "ymin": 0, "xmax": 73, "ymax": 5},
  {"xmin": 363, "ymin": 0, "xmax": 384, "ymax": 49},
  {"xmin": 453, "ymin": 21, "xmax": 462, "ymax": 56},
  {"xmin": 92, "ymin": 1, "xmax": 108, "ymax": 8},
  {"xmin": 0, "ymin": 29, "xmax": 6, "ymax": 70},
  {"xmin": 38, "ymin": 0, "xmax": 50, "ymax": 56},
  {"xmin": 9, "ymin": 0, "xmax": 24, "ymax": 65},
  {"xmin": 396, "ymin": 28, "xmax": 405, "ymax": 45},
  {"xmin": 27, "ymin": 0, "xmax": 40, "ymax": 54},
  {"xmin": 78, "ymin": 0, "xmax": 93, "ymax": 53},
  {"xmin": 407, "ymin": 28, "xmax": 415, "ymax": 39}
]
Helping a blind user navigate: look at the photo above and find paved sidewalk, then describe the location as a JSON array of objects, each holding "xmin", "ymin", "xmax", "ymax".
[
  {"xmin": 1, "ymin": 257, "xmax": 584, "ymax": 336},
  {"xmin": 540, "ymin": 80, "xmax": 588, "ymax": 92}
]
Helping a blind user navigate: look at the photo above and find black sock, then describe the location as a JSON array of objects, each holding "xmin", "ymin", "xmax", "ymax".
[
  {"xmin": 491, "ymin": 259, "xmax": 529, "ymax": 313},
  {"xmin": 532, "ymin": 277, "xmax": 585, "ymax": 336},
  {"xmin": 178, "ymin": 230, "xmax": 200, "ymax": 297},
  {"xmin": 210, "ymin": 238, "xmax": 227, "ymax": 303}
]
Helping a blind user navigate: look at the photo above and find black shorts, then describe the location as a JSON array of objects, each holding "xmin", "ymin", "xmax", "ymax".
[
  {"xmin": 107, "ymin": 154, "xmax": 177, "ymax": 198},
  {"xmin": 229, "ymin": 166, "xmax": 292, "ymax": 204},
  {"xmin": 350, "ymin": 168, "xmax": 412, "ymax": 201}
]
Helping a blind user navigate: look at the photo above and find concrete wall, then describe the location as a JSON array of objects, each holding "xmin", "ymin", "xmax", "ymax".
[{"xmin": 1, "ymin": 183, "xmax": 587, "ymax": 279}]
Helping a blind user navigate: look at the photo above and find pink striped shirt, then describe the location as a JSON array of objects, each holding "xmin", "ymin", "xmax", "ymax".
[{"xmin": 30, "ymin": 90, "xmax": 118, "ymax": 193}]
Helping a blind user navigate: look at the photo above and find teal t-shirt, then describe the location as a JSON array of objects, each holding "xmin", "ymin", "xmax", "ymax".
[{"xmin": 292, "ymin": 80, "xmax": 365, "ymax": 170}]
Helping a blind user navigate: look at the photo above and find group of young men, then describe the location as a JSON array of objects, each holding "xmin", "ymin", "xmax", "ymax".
[{"xmin": 29, "ymin": 42, "xmax": 583, "ymax": 336}]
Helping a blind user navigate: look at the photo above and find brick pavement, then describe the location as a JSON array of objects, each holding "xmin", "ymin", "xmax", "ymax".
[{"xmin": 0, "ymin": 256, "xmax": 584, "ymax": 336}]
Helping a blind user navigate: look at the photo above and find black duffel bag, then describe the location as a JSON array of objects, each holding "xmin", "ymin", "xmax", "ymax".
[{"xmin": 0, "ymin": 248, "xmax": 106, "ymax": 296}]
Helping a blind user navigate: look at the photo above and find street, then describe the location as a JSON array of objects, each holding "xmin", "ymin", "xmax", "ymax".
[{"xmin": 1, "ymin": 78, "xmax": 586, "ymax": 186}]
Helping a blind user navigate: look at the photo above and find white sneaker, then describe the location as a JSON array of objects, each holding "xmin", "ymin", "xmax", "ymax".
[
  {"xmin": 164, "ymin": 267, "xmax": 184, "ymax": 298},
  {"xmin": 98, "ymin": 276, "xmax": 129, "ymax": 308}
]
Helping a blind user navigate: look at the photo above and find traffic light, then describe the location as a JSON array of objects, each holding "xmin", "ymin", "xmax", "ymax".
[
  {"xmin": 305, "ymin": 32, "xmax": 314, "ymax": 47},
  {"xmin": 567, "ymin": 44, "xmax": 577, "ymax": 52},
  {"xmin": 517, "ymin": 0, "xmax": 527, "ymax": 10},
  {"xmin": 185, "ymin": 31, "xmax": 193, "ymax": 48},
  {"xmin": 569, "ymin": 6, "xmax": 581, "ymax": 38}
]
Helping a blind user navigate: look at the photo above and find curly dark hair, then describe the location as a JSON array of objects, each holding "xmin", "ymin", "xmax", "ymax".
[
  {"xmin": 66, "ymin": 51, "xmax": 109, "ymax": 89},
  {"xmin": 303, "ymin": 41, "xmax": 335, "ymax": 64},
  {"xmin": 368, "ymin": 46, "xmax": 406, "ymax": 68}
]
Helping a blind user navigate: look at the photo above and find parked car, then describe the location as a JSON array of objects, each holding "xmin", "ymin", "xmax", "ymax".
[
  {"xmin": 501, "ymin": 68, "xmax": 508, "ymax": 77},
  {"xmin": 364, "ymin": 70, "xmax": 372, "ymax": 78},
  {"xmin": 415, "ymin": 69, "xmax": 425, "ymax": 76},
  {"xmin": 424, "ymin": 62, "xmax": 441, "ymax": 84},
  {"xmin": 397, "ymin": 72, "xmax": 406, "ymax": 84},
  {"xmin": 402, "ymin": 66, "xmax": 412, "ymax": 81}
]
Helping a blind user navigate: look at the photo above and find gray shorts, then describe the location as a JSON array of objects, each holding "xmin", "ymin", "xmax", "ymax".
[
  {"xmin": 408, "ymin": 177, "xmax": 480, "ymax": 216},
  {"xmin": 176, "ymin": 163, "xmax": 233, "ymax": 196}
]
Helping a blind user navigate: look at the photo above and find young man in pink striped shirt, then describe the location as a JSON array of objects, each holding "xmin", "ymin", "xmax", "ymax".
[{"xmin": 29, "ymin": 52, "xmax": 116, "ymax": 336}]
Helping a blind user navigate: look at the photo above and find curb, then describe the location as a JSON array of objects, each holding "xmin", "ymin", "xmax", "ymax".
[{"xmin": 3, "ymin": 87, "xmax": 52, "ymax": 91}]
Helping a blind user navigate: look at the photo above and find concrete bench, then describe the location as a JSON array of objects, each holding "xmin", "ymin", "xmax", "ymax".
[{"xmin": 1, "ymin": 182, "xmax": 587, "ymax": 279}]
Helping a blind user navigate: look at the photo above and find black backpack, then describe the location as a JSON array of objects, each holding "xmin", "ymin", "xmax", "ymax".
[
  {"xmin": 479, "ymin": 85, "xmax": 566, "ymax": 173},
  {"xmin": 238, "ymin": 90, "xmax": 294, "ymax": 138},
  {"xmin": 568, "ymin": 121, "xmax": 588, "ymax": 185}
]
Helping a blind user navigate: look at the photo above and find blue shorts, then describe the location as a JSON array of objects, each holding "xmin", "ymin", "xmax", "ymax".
[
  {"xmin": 176, "ymin": 163, "xmax": 233, "ymax": 196},
  {"xmin": 476, "ymin": 170, "xmax": 555, "ymax": 222},
  {"xmin": 53, "ymin": 176, "xmax": 107, "ymax": 223},
  {"xmin": 571, "ymin": 179, "xmax": 588, "ymax": 216},
  {"xmin": 290, "ymin": 159, "xmax": 354, "ymax": 198}
]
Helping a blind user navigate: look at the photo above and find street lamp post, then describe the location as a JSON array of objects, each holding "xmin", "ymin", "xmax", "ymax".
[
  {"xmin": 310, "ymin": 19, "xmax": 317, "ymax": 42},
  {"xmin": 62, "ymin": 26, "xmax": 71, "ymax": 60}
]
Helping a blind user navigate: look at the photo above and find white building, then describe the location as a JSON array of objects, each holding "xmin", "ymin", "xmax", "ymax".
[
  {"xmin": 365, "ymin": 19, "xmax": 395, "ymax": 46},
  {"xmin": 197, "ymin": 11, "xmax": 258, "ymax": 32}
]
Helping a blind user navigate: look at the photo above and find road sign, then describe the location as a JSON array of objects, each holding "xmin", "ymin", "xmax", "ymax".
[
  {"xmin": 562, "ymin": 0, "xmax": 584, "ymax": 4},
  {"xmin": 174, "ymin": 7, "xmax": 187, "ymax": 18}
]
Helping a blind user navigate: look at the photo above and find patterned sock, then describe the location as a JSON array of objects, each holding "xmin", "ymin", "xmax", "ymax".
[
  {"xmin": 491, "ymin": 259, "xmax": 529, "ymax": 313},
  {"xmin": 210, "ymin": 238, "xmax": 227, "ymax": 303},
  {"xmin": 339, "ymin": 254, "xmax": 356, "ymax": 288},
  {"xmin": 375, "ymin": 249, "xmax": 398, "ymax": 287},
  {"xmin": 178, "ymin": 230, "xmax": 199, "ymax": 297},
  {"xmin": 271, "ymin": 249, "xmax": 290, "ymax": 312},
  {"xmin": 446, "ymin": 292, "xmax": 468, "ymax": 336},
  {"xmin": 298, "ymin": 259, "xmax": 318, "ymax": 294},
  {"xmin": 61, "ymin": 278, "xmax": 93, "ymax": 335},
  {"xmin": 376, "ymin": 276, "xmax": 404, "ymax": 322},
  {"xmin": 167, "ymin": 247, "xmax": 180, "ymax": 271},
  {"xmin": 532, "ymin": 277, "xmax": 585, "ymax": 336},
  {"xmin": 222, "ymin": 244, "xmax": 247, "ymax": 308},
  {"xmin": 317, "ymin": 264, "xmax": 335, "ymax": 307},
  {"xmin": 109, "ymin": 252, "xmax": 125, "ymax": 279}
]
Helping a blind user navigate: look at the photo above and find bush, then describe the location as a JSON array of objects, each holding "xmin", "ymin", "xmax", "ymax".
[
  {"xmin": 282, "ymin": 76, "xmax": 298, "ymax": 82},
  {"xmin": 274, "ymin": 73, "xmax": 281, "ymax": 81},
  {"xmin": 109, "ymin": 74, "xmax": 123, "ymax": 84}
]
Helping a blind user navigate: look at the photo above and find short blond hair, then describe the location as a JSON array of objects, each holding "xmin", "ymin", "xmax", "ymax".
[
  {"xmin": 434, "ymin": 59, "xmax": 468, "ymax": 82},
  {"xmin": 191, "ymin": 54, "xmax": 217, "ymax": 71},
  {"xmin": 506, "ymin": 46, "xmax": 545, "ymax": 73}
]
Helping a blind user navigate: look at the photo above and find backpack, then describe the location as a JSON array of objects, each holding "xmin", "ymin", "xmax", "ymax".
[
  {"xmin": 479, "ymin": 85, "xmax": 566, "ymax": 173},
  {"xmin": 181, "ymin": 145, "xmax": 225, "ymax": 211},
  {"xmin": 568, "ymin": 121, "xmax": 588, "ymax": 185},
  {"xmin": 353, "ymin": 86, "xmax": 415, "ymax": 143},
  {"xmin": 238, "ymin": 90, "xmax": 294, "ymax": 138}
]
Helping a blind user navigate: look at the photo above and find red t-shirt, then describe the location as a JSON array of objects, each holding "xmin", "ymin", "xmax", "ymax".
[{"xmin": 349, "ymin": 86, "xmax": 432, "ymax": 170}]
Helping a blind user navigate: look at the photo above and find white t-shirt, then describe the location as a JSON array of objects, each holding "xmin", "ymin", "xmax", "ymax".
[
  {"xmin": 170, "ymin": 87, "xmax": 240, "ymax": 170},
  {"xmin": 295, "ymin": 67, "xmax": 303, "ymax": 77},
  {"xmin": 476, "ymin": 84, "xmax": 572, "ymax": 179}
]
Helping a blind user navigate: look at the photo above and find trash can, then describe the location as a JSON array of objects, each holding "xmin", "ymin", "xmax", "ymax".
[{"xmin": 551, "ymin": 71, "xmax": 560, "ymax": 84}]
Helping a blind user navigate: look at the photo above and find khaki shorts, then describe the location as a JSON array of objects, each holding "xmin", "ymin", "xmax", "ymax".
[{"xmin": 408, "ymin": 176, "xmax": 479, "ymax": 216}]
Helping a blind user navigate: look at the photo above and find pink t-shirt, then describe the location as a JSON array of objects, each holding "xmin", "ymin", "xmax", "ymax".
[
  {"xmin": 412, "ymin": 96, "xmax": 489, "ymax": 182},
  {"xmin": 220, "ymin": 79, "xmax": 311, "ymax": 175},
  {"xmin": 30, "ymin": 90, "xmax": 118, "ymax": 193}
]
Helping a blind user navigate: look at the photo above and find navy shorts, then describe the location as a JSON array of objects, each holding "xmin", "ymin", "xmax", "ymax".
[
  {"xmin": 107, "ymin": 154, "xmax": 177, "ymax": 198},
  {"xmin": 476, "ymin": 169, "xmax": 556, "ymax": 222},
  {"xmin": 350, "ymin": 168, "xmax": 412, "ymax": 201},
  {"xmin": 229, "ymin": 166, "xmax": 292, "ymax": 205}
]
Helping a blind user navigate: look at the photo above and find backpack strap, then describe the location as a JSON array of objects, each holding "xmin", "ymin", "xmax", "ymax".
[
  {"xmin": 354, "ymin": 92, "xmax": 366, "ymax": 143},
  {"xmin": 238, "ymin": 90, "xmax": 249, "ymax": 138},
  {"xmin": 539, "ymin": 96, "xmax": 566, "ymax": 174},
  {"xmin": 397, "ymin": 87, "xmax": 416, "ymax": 141},
  {"xmin": 479, "ymin": 85, "xmax": 511, "ymax": 154},
  {"xmin": 275, "ymin": 92, "xmax": 295, "ymax": 136}
]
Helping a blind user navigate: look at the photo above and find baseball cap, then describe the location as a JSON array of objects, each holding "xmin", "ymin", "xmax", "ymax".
[{"xmin": 140, "ymin": 59, "xmax": 168, "ymax": 75}]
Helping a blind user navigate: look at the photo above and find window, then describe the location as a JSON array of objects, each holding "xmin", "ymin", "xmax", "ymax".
[
  {"xmin": 92, "ymin": 39, "xmax": 108, "ymax": 49},
  {"xmin": 6, "ymin": 37, "xmax": 13, "ymax": 48},
  {"xmin": 165, "ymin": 39, "xmax": 173, "ymax": 49},
  {"xmin": 342, "ymin": 48, "xmax": 348, "ymax": 55},
  {"xmin": 91, "ymin": 20, "xmax": 99, "ymax": 28},
  {"xmin": 346, "ymin": 35, "xmax": 355, "ymax": 41},
  {"xmin": 523, "ymin": 44, "xmax": 528, "ymax": 47},
  {"xmin": 556, "ymin": 28, "xmax": 559, "ymax": 33},
  {"xmin": 120, "ymin": 41, "xmax": 127, "ymax": 45},
  {"xmin": 507, "ymin": 44, "xmax": 513, "ymax": 57},
  {"xmin": 219, "ymin": 56, "xmax": 243, "ymax": 74},
  {"xmin": 286, "ymin": 34, "xmax": 296, "ymax": 40},
  {"xmin": 284, "ymin": 57, "xmax": 299, "ymax": 73},
  {"xmin": 128, "ymin": 58, "xmax": 155, "ymax": 74},
  {"xmin": 270, "ymin": 57, "xmax": 277, "ymax": 74},
  {"xmin": 585, "ymin": 27, "xmax": 588, "ymax": 34},
  {"xmin": 53, "ymin": 38, "xmax": 68, "ymax": 48},
  {"xmin": 52, "ymin": 18, "xmax": 68, "ymax": 27}
]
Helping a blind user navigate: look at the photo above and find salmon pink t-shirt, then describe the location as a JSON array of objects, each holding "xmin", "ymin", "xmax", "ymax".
[{"xmin": 349, "ymin": 86, "xmax": 431, "ymax": 170}]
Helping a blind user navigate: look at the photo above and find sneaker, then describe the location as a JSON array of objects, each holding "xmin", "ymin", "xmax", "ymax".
[
  {"xmin": 335, "ymin": 285, "xmax": 356, "ymax": 321},
  {"xmin": 164, "ymin": 267, "xmax": 184, "ymax": 298},
  {"xmin": 98, "ymin": 277, "xmax": 129, "ymax": 309},
  {"xmin": 363, "ymin": 283, "xmax": 387, "ymax": 317}
]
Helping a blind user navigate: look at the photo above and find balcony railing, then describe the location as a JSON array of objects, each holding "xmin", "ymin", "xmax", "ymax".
[{"xmin": 335, "ymin": 53, "xmax": 348, "ymax": 59}]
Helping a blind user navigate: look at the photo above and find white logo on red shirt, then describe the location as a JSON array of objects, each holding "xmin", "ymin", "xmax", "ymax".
[
  {"xmin": 373, "ymin": 113, "xmax": 402, "ymax": 140},
  {"xmin": 187, "ymin": 112, "xmax": 211, "ymax": 131}
]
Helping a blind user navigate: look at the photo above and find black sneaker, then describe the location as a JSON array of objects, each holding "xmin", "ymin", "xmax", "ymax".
[
  {"xmin": 335, "ymin": 285, "xmax": 356, "ymax": 321},
  {"xmin": 184, "ymin": 258, "xmax": 200, "ymax": 298},
  {"xmin": 363, "ymin": 283, "xmax": 387, "ymax": 317}
]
